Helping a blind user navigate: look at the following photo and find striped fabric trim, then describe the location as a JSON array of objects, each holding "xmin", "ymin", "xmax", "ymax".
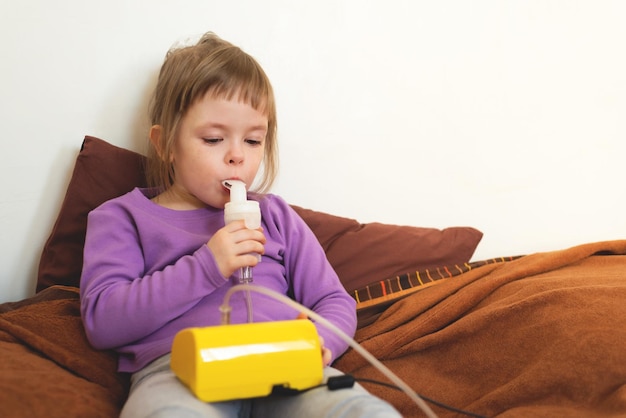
[{"xmin": 353, "ymin": 256, "xmax": 523, "ymax": 309}]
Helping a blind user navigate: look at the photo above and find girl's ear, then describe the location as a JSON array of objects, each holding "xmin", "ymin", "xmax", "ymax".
[
  {"xmin": 149, "ymin": 125, "xmax": 162, "ymax": 154},
  {"xmin": 149, "ymin": 125, "xmax": 172, "ymax": 162}
]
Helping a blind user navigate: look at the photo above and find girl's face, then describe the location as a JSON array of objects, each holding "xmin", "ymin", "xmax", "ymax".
[{"xmin": 165, "ymin": 94, "xmax": 267, "ymax": 210}]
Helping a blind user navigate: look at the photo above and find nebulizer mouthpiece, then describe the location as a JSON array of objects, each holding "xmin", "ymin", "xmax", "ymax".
[{"xmin": 223, "ymin": 180, "xmax": 261, "ymax": 230}]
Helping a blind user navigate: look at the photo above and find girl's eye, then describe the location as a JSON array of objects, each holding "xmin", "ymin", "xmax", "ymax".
[
  {"xmin": 245, "ymin": 139, "xmax": 263, "ymax": 146},
  {"xmin": 203, "ymin": 138, "xmax": 222, "ymax": 144}
]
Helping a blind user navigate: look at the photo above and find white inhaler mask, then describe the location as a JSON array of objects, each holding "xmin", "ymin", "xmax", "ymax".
[{"xmin": 222, "ymin": 180, "xmax": 261, "ymax": 285}]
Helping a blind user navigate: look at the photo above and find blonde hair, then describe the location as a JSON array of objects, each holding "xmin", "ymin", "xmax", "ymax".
[{"xmin": 146, "ymin": 32, "xmax": 278, "ymax": 193}]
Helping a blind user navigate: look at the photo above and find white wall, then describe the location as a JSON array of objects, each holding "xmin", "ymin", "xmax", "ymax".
[{"xmin": 1, "ymin": 0, "xmax": 624, "ymax": 303}]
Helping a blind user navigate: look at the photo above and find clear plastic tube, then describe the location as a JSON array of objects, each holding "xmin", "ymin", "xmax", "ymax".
[
  {"xmin": 219, "ymin": 284, "xmax": 438, "ymax": 418},
  {"xmin": 239, "ymin": 267, "xmax": 253, "ymax": 323}
]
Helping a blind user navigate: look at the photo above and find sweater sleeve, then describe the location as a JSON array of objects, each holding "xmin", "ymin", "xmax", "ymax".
[
  {"xmin": 263, "ymin": 196, "xmax": 357, "ymax": 363},
  {"xmin": 80, "ymin": 200, "xmax": 226, "ymax": 350}
]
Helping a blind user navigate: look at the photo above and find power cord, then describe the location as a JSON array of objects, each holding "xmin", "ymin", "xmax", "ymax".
[{"xmin": 271, "ymin": 375, "xmax": 487, "ymax": 418}]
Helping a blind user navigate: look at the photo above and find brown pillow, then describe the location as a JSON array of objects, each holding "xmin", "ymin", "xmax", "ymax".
[
  {"xmin": 290, "ymin": 205, "xmax": 482, "ymax": 294},
  {"xmin": 37, "ymin": 136, "xmax": 482, "ymax": 310},
  {"xmin": 36, "ymin": 136, "xmax": 147, "ymax": 291}
]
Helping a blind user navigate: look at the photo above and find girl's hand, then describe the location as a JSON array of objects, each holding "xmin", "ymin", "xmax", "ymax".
[
  {"xmin": 296, "ymin": 312, "xmax": 333, "ymax": 366},
  {"xmin": 207, "ymin": 220, "xmax": 266, "ymax": 278},
  {"xmin": 319, "ymin": 336, "xmax": 333, "ymax": 367}
]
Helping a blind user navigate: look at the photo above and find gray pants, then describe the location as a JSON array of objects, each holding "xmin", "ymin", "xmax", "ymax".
[{"xmin": 120, "ymin": 354, "xmax": 402, "ymax": 418}]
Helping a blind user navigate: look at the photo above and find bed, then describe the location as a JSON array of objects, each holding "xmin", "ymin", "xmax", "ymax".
[{"xmin": 1, "ymin": 136, "xmax": 624, "ymax": 418}]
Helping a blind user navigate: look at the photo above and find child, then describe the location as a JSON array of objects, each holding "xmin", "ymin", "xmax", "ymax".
[{"xmin": 80, "ymin": 32, "xmax": 401, "ymax": 417}]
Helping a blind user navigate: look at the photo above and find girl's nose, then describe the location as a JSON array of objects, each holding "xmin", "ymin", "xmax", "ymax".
[{"xmin": 226, "ymin": 144, "xmax": 244, "ymax": 165}]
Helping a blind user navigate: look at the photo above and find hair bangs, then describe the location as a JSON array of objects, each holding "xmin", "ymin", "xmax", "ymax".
[{"xmin": 201, "ymin": 51, "xmax": 274, "ymax": 118}]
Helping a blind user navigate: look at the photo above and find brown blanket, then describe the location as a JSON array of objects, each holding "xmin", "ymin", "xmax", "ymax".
[
  {"xmin": 0, "ymin": 286, "xmax": 128, "ymax": 418},
  {"xmin": 1, "ymin": 241, "xmax": 625, "ymax": 418},
  {"xmin": 335, "ymin": 240, "xmax": 626, "ymax": 417}
]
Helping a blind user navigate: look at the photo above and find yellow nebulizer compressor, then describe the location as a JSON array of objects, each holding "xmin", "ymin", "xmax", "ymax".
[
  {"xmin": 170, "ymin": 180, "xmax": 323, "ymax": 402},
  {"xmin": 171, "ymin": 319, "xmax": 324, "ymax": 402}
]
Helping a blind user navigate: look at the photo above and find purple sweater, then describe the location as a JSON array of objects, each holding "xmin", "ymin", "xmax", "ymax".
[{"xmin": 80, "ymin": 188, "xmax": 356, "ymax": 373}]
